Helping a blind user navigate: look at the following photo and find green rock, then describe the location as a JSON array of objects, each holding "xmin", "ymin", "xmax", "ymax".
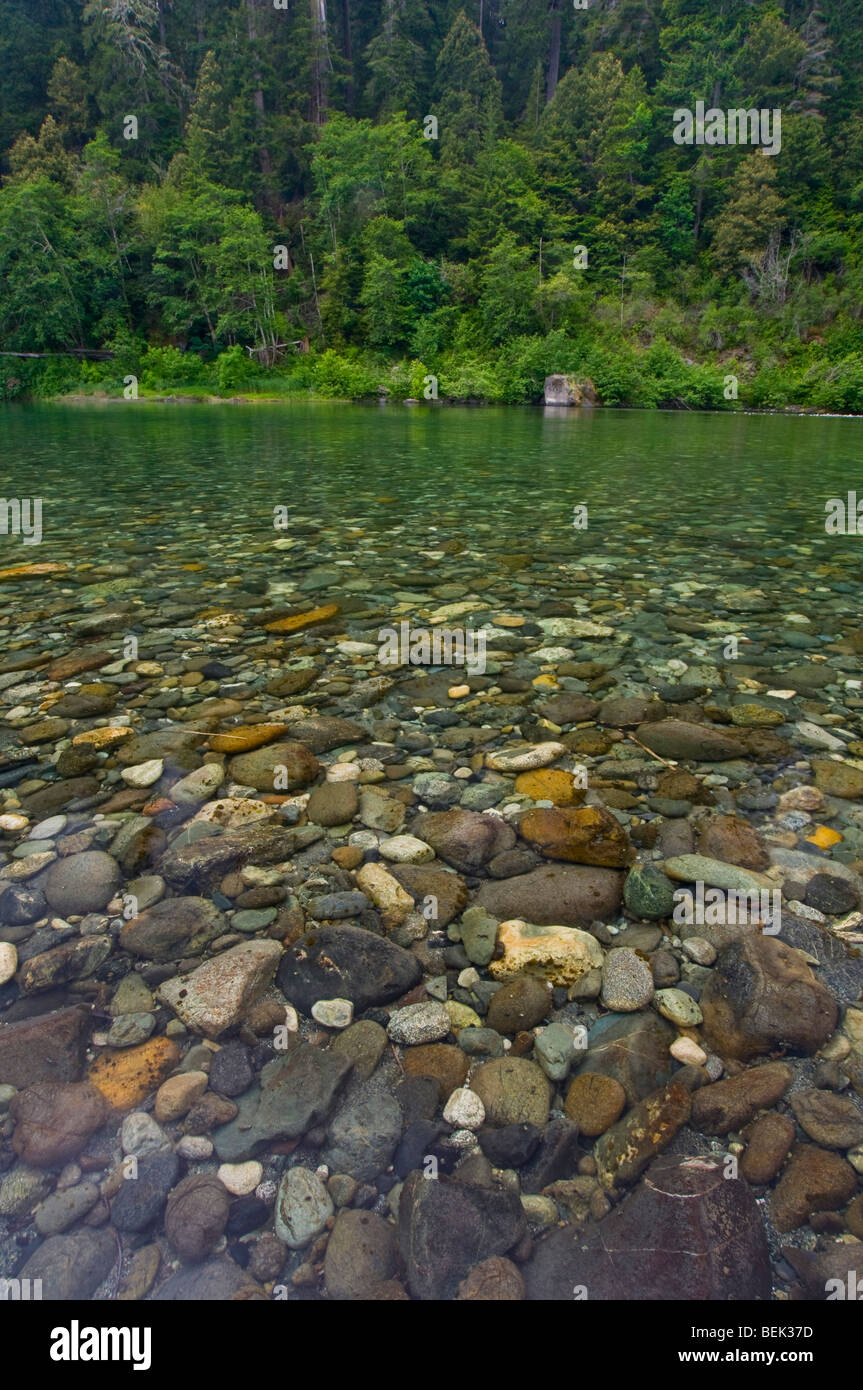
[
  {"xmin": 729, "ymin": 704, "xmax": 785, "ymax": 727},
  {"xmin": 459, "ymin": 906, "xmax": 499, "ymax": 966},
  {"xmin": 624, "ymin": 864, "xmax": 677, "ymax": 920},
  {"xmin": 654, "ymin": 988, "xmax": 703, "ymax": 1027},
  {"xmin": 662, "ymin": 854, "xmax": 773, "ymax": 894},
  {"xmin": 535, "ymin": 1022, "xmax": 578, "ymax": 1082}
]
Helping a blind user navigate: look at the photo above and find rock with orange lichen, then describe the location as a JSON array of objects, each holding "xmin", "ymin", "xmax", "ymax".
[
  {"xmin": 519, "ymin": 805, "xmax": 634, "ymax": 867},
  {"xmin": 208, "ymin": 723, "xmax": 288, "ymax": 754},
  {"xmin": 88, "ymin": 1037, "xmax": 181, "ymax": 1110},
  {"xmin": 514, "ymin": 768, "xmax": 586, "ymax": 806},
  {"xmin": 264, "ymin": 604, "xmax": 340, "ymax": 633}
]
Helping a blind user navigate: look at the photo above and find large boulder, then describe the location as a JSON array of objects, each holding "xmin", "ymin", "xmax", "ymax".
[
  {"xmin": 276, "ymin": 924, "xmax": 422, "ymax": 1015},
  {"xmin": 635, "ymin": 720, "xmax": 743, "ymax": 762},
  {"xmin": 523, "ymin": 1154, "xmax": 771, "ymax": 1300},
  {"xmin": 398, "ymin": 1171, "xmax": 526, "ymax": 1300},
  {"xmin": 119, "ymin": 896, "xmax": 226, "ymax": 960},
  {"xmin": 474, "ymin": 865, "xmax": 623, "ymax": 926},
  {"xmin": 701, "ymin": 934, "xmax": 838, "ymax": 1061}
]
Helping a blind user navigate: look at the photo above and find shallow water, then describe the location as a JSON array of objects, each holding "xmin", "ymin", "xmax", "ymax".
[
  {"xmin": 1, "ymin": 403, "xmax": 861, "ymax": 564},
  {"xmin": 2, "ymin": 403, "xmax": 863, "ymax": 1305}
]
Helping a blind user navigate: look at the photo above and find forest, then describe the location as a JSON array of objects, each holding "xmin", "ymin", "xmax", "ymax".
[{"xmin": 1, "ymin": 0, "xmax": 863, "ymax": 409}]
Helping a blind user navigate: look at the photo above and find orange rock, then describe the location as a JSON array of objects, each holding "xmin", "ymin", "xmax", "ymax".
[
  {"xmin": 0, "ymin": 563, "xmax": 66, "ymax": 581},
  {"xmin": 72, "ymin": 726, "xmax": 135, "ymax": 750},
  {"xmin": 209, "ymin": 723, "xmax": 288, "ymax": 754},
  {"xmin": 88, "ymin": 1037, "xmax": 181, "ymax": 1110},
  {"xmin": 519, "ymin": 805, "xmax": 634, "ymax": 867},
  {"xmin": 332, "ymin": 846, "xmax": 364, "ymax": 869},
  {"xmin": 264, "ymin": 604, "xmax": 340, "ymax": 633},
  {"xmin": 806, "ymin": 825, "xmax": 842, "ymax": 850},
  {"xmin": 514, "ymin": 769, "xmax": 586, "ymax": 806}
]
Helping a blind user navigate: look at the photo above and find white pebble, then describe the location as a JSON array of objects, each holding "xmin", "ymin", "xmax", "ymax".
[
  {"xmin": 670, "ymin": 1036, "xmax": 707, "ymax": 1066},
  {"xmin": 176, "ymin": 1136, "xmax": 214, "ymax": 1160},
  {"xmin": 443, "ymin": 1088, "xmax": 485, "ymax": 1131},
  {"xmin": 218, "ymin": 1161, "xmax": 263, "ymax": 1196},
  {"xmin": 0, "ymin": 942, "xmax": 18, "ymax": 986},
  {"xmin": 121, "ymin": 759, "xmax": 164, "ymax": 788},
  {"xmin": 311, "ymin": 998, "xmax": 354, "ymax": 1029},
  {"xmin": 378, "ymin": 834, "xmax": 435, "ymax": 864}
]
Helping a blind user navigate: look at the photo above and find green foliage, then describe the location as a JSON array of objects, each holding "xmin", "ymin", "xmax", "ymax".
[
  {"xmin": 0, "ymin": 0, "xmax": 862, "ymax": 412},
  {"xmin": 311, "ymin": 349, "xmax": 380, "ymax": 399}
]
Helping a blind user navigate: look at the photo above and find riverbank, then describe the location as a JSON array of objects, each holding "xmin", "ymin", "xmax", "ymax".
[
  {"xmin": 45, "ymin": 390, "xmax": 862, "ymax": 417},
  {"xmin": 5, "ymin": 334, "xmax": 863, "ymax": 414}
]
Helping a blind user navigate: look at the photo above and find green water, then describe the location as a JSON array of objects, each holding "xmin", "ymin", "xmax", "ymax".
[{"xmin": 0, "ymin": 405, "xmax": 856, "ymax": 567}]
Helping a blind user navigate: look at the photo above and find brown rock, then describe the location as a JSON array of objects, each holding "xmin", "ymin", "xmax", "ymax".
[
  {"xmin": 45, "ymin": 650, "xmax": 112, "ymax": 681},
  {"xmin": 474, "ymin": 865, "xmax": 624, "ymax": 927},
  {"xmin": 635, "ymin": 720, "xmax": 743, "ymax": 762},
  {"xmin": 846, "ymin": 1192, "xmax": 863, "ymax": 1239},
  {"xmin": 486, "ymin": 977, "xmax": 553, "ymax": 1034},
  {"xmin": 697, "ymin": 815, "xmax": 770, "ymax": 871},
  {"xmin": 388, "ymin": 864, "xmax": 469, "ymax": 928},
  {"xmin": 740, "ymin": 1112, "xmax": 796, "ymax": 1184},
  {"xmin": 227, "ymin": 742, "xmax": 319, "ymax": 792},
  {"xmin": 457, "ymin": 1256, "xmax": 525, "ymax": 1300},
  {"xmin": 519, "ymin": 805, "xmax": 634, "ymax": 868},
  {"xmin": 564, "ymin": 1073, "xmax": 627, "ymax": 1137},
  {"xmin": 537, "ymin": 695, "xmax": 599, "ymax": 725},
  {"xmin": 770, "ymin": 1145, "xmax": 857, "ymax": 1232},
  {"xmin": 690, "ymin": 1062, "xmax": 793, "ymax": 1135},
  {"xmin": 700, "ymin": 935, "xmax": 838, "ymax": 1061},
  {"xmin": 182, "ymin": 1093, "xmax": 239, "ymax": 1134},
  {"xmin": 790, "ymin": 1088, "xmax": 863, "ymax": 1150},
  {"xmin": 165, "ymin": 1174, "xmax": 231, "ymax": 1261},
  {"xmin": 402, "ymin": 1044, "xmax": 469, "ymax": 1102},
  {"xmin": 0, "ymin": 1006, "xmax": 90, "ymax": 1088},
  {"xmin": 306, "ymin": 781, "xmax": 359, "ymax": 826},
  {"xmin": 411, "ymin": 809, "xmax": 515, "ymax": 874},
  {"xmin": 598, "ymin": 697, "xmax": 665, "ymax": 727},
  {"xmin": 471, "ymin": 1058, "xmax": 551, "ymax": 1128},
  {"xmin": 324, "ymin": 1209, "xmax": 400, "ymax": 1301},
  {"xmin": 10, "ymin": 1082, "xmax": 107, "ymax": 1167},
  {"xmin": 595, "ymin": 1082, "xmax": 692, "ymax": 1189},
  {"xmin": 524, "ymin": 1153, "xmax": 770, "ymax": 1300}
]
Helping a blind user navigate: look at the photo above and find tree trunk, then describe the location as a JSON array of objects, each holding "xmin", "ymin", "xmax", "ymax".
[
  {"xmin": 342, "ymin": 0, "xmax": 354, "ymax": 112},
  {"xmin": 245, "ymin": 0, "xmax": 273, "ymax": 176},
  {"xmin": 546, "ymin": 0, "xmax": 562, "ymax": 103},
  {"xmin": 310, "ymin": 0, "xmax": 330, "ymax": 127}
]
